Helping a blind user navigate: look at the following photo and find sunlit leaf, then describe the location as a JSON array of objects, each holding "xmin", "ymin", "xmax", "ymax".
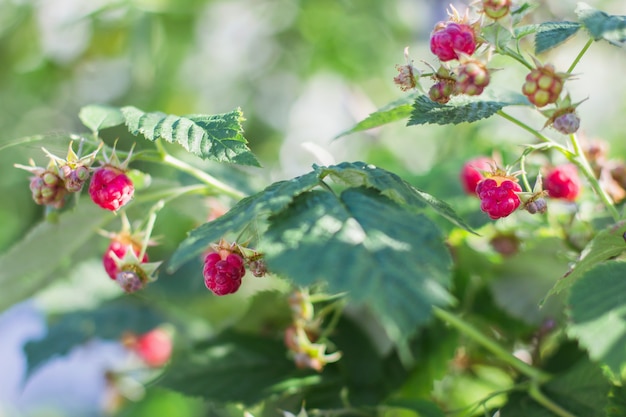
[
  {"xmin": 79, "ymin": 105, "xmax": 125, "ymax": 132},
  {"xmin": 335, "ymin": 94, "xmax": 416, "ymax": 138},
  {"xmin": 576, "ymin": 2, "xmax": 626, "ymax": 46},
  {"xmin": 535, "ymin": 21, "xmax": 581, "ymax": 54}
]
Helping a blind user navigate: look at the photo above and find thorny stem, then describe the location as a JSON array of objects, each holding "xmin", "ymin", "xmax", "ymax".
[
  {"xmin": 567, "ymin": 38, "xmax": 593, "ymax": 74},
  {"xmin": 529, "ymin": 382, "xmax": 578, "ymax": 417},
  {"xmin": 433, "ymin": 307, "xmax": 551, "ymax": 383}
]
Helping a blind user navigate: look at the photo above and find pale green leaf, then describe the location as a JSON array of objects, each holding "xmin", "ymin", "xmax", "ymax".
[
  {"xmin": 120, "ymin": 106, "xmax": 260, "ymax": 166},
  {"xmin": 576, "ymin": 2, "xmax": 626, "ymax": 45},
  {"xmin": 259, "ymin": 187, "xmax": 453, "ymax": 341},
  {"xmin": 535, "ymin": 21, "xmax": 581, "ymax": 54},
  {"xmin": 335, "ymin": 94, "xmax": 416, "ymax": 138},
  {"xmin": 0, "ymin": 201, "xmax": 114, "ymax": 312},
  {"xmin": 79, "ymin": 104, "xmax": 125, "ymax": 132},
  {"xmin": 567, "ymin": 261, "xmax": 626, "ymax": 375},
  {"xmin": 408, "ymin": 93, "xmax": 529, "ymax": 126},
  {"xmin": 545, "ymin": 221, "xmax": 626, "ymax": 299}
]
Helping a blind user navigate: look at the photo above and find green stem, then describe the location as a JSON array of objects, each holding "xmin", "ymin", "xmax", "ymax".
[
  {"xmin": 519, "ymin": 154, "xmax": 533, "ymax": 192},
  {"xmin": 567, "ymin": 38, "xmax": 593, "ymax": 74},
  {"xmin": 568, "ymin": 134, "xmax": 620, "ymax": 221},
  {"xmin": 496, "ymin": 111, "xmax": 568, "ymax": 152},
  {"xmin": 529, "ymin": 382, "xmax": 578, "ymax": 417},
  {"xmin": 317, "ymin": 299, "xmax": 347, "ymax": 341},
  {"xmin": 433, "ymin": 307, "xmax": 551, "ymax": 383},
  {"xmin": 137, "ymin": 200, "xmax": 164, "ymax": 261}
]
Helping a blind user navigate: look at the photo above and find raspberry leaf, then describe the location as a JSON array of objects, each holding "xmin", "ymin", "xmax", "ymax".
[
  {"xmin": 567, "ymin": 261, "xmax": 626, "ymax": 375},
  {"xmin": 576, "ymin": 3, "xmax": 626, "ymax": 46},
  {"xmin": 408, "ymin": 93, "xmax": 529, "ymax": 126},
  {"xmin": 121, "ymin": 106, "xmax": 260, "ymax": 166},
  {"xmin": 259, "ymin": 187, "xmax": 454, "ymax": 342},
  {"xmin": 534, "ymin": 21, "xmax": 581, "ymax": 54},
  {"xmin": 78, "ymin": 104, "xmax": 125, "ymax": 133},
  {"xmin": 335, "ymin": 94, "xmax": 416, "ymax": 138},
  {"xmin": 544, "ymin": 221, "xmax": 626, "ymax": 300}
]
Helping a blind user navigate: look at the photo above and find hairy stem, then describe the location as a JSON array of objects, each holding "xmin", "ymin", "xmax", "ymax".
[{"xmin": 434, "ymin": 307, "xmax": 551, "ymax": 383}]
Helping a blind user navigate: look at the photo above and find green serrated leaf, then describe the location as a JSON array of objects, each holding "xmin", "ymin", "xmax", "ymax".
[
  {"xmin": 0, "ymin": 201, "xmax": 114, "ymax": 312},
  {"xmin": 317, "ymin": 161, "xmax": 474, "ymax": 232},
  {"xmin": 120, "ymin": 106, "xmax": 260, "ymax": 166},
  {"xmin": 24, "ymin": 298, "xmax": 165, "ymax": 376},
  {"xmin": 260, "ymin": 187, "xmax": 453, "ymax": 342},
  {"xmin": 335, "ymin": 94, "xmax": 416, "ymax": 139},
  {"xmin": 166, "ymin": 171, "xmax": 321, "ymax": 272},
  {"xmin": 79, "ymin": 105, "xmax": 125, "ymax": 133},
  {"xmin": 576, "ymin": 2, "xmax": 626, "ymax": 45},
  {"xmin": 502, "ymin": 356, "xmax": 609, "ymax": 417},
  {"xmin": 159, "ymin": 331, "xmax": 299, "ymax": 404},
  {"xmin": 567, "ymin": 261, "xmax": 626, "ymax": 375},
  {"xmin": 534, "ymin": 21, "xmax": 581, "ymax": 54},
  {"xmin": 545, "ymin": 221, "xmax": 626, "ymax": 299},
  {"xmin": 408, "ymin": 92, "xmax": 529, "ymax": 126}
]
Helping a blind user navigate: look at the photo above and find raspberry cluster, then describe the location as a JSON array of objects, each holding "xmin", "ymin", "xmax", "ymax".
[
  {"xmin": 455, "ymin": 60, "xmax": 490, "ymax": 96},
  {"xmin": 203, "ymin": 252, "xmax": 246, "ymax": 295},
  {"xmin": 522, "ymin": 65, "xmax": 564, "ymax": 108},
  {"xmin": 476, "ymin": 176, "xmax": 522, "ymax": 219},
  {"xmin": 89, "ymin": 166, "xmax": 135, "ymax": 211},
  {"xmin": 430, "ymin": 22, "xmax": 476, "ymax": 62}
]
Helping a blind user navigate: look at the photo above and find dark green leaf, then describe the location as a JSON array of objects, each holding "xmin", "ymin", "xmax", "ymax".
[
  {"xmin": 576, "ymin": 3, "xmax": 626, "ymax": 45},
  {"xmin": 567, "ymin": 261, "xmax": 626, "ymax": 375},
  {"xmin": 317, "ymin": 161, "xmax": 474, "ymax": 232},
  {"xmin": 159, "ymin": 331, "xmax": 300, "ymax": 404},
  {"xmin": 166, "ymin": 171, "xmax": 321, "ymax": 272},
  {"xmin": 535, "ymin": 21, "xmax": 581, "ymax": 54},
  {"xmin": 384, "ymin": 399, "xmax": 445, "ymax": 417},
  {"xmin": 408, "ymin": 93, "xmax": 529, "ymax": 126},
  {"xmin": 545, "ymin": 221, "xmax": 626, "ymax": 299},
  {"xmin": 24, "ymin": 298, "xmax": 165, "ymax": 376},
  {"xmin": 0, "ymin": 201, "xmax": 114, "ymax": 312},
  {"xmin": 335, "ymin": 94, "xmax": 416, "ymax": 138},
  {"xmin": 260, "ymin": 188, "xmax": 453, "ymax": 342},
  {"xmin": 79, "ymin": 105, "xmax": 125, "ymax": 132},
  {"xmin": 121, "ymin": 106, "xmax": 260, "ymax": 166}
]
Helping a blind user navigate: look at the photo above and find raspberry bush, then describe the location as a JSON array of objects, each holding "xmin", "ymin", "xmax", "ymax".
[{"xmin": 3, "ymin": 2, "xmax": 626, "ymax": 417}]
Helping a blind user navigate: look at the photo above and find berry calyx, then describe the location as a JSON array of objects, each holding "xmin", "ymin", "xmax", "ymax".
[
  {"xmin": 544, "ymin": 164, "xmax": 581, "ymax": 201},
  {"xmin": 203, "ymin": 251, "xmax": 246, "ymax": 296},
  {"xmin": 460, "ymin": 157, "xmax": 494, "ymax": 195},
  {"xmin": 522, "ymin": 64, "xmax": 565, "ymax": 107},
  {"xmin": 89, "ymin": 166, "xmax": 134, "ymax": 211},
  {"xmin": 476, "ymin": 175, "xmax": 522, "ymax": 219},
  {"xmin": 482, "ymin": 0, "xmax": 511, "ymax": 20},
  {"xmin": 430, "ymin": 22, "xmax": 476, "ymax": 62},
  {"xmin": 133, "ymin": 329, "xmax": 173, "ymax": 367},
  {"xmin": 455, "ymin": 60, "xmax": 490, "ymax": 96}
]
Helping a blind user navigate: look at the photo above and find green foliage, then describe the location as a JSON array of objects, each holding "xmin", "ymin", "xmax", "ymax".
[
  {"xmin": 79, "ymin": 105, "xmax": 125, "ymax": 133},
  {"xmin": 408, "ymin": 93, "xmax": 529, "ymax": 126},
  {"xmin": 121, "ymin": 106, "xmax": 260, "ymax": 167},
  {"xmin": 576, "ymin": 3, "xmax": 626, "ymax": 45},
  {"xmin": 534, "ymin": 22, "xmax": 581, "ymax": 54},
  {"xmin": 567, "ymin": 261, "xmax": 626, "ymax": 375},
  {"xmin": 335, "ymin": 94, "xmax": 416, "ymax": 138}
]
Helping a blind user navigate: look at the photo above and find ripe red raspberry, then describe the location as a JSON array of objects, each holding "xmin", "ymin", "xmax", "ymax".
[
  {"xmin": 89, "ymin": 166, "xmax": 134, "ymax": 211},
  {"xmin": 544, "ymin": 164, "xmax": 581, "ymax": 201},
  {"xmin": 522, "ymin": 64, "xmax": 564, "ymax": 107},
  {"xmin": 430, "ymin": 22, "xmax": 476, "ymax": 62},
  {"xmin": 482, "ymin": 0, "xmax": 511, "ymax": 20},
  {"xmin": 429, "ymin": 80, "xmax": 455, "ymax": 104},
  {"xmin": 476, "ymin": 176, "xmax": 522, "ymax": 219},
  {"xmin": 134, "ymin": 329, "xmax": 172, "ymax": 367},
  {"xmin": 455, "ymin": 60, "xmax": 490, "ymax": 96},
  {"xmin": 29, "ymin": 171, "xmax": 66, "ymax": 208},
  {"xmin": 103, "ymin": 239, "xmax": 148, "ymax": 280},
  {"xmin": 203, "ymin": 252, "xmax": 246, "ymax": 295},
  {"xmin": 460, "ymin": 157, "xmax": 494, "ymax": 195}
]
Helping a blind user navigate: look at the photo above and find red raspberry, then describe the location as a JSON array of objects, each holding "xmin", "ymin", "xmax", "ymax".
[
  {"xmin": 544, "ymin": 164, "xmax": 581, "ymax": 201},
  {"xmin": 522, "ymin": 65, "xmax": 564, "ymax": 107},
  {"xmin": 430, "ymin": 22, "xmax": 476, "ymax": 62},
  {"xmin": 103, "ymin": 239, "xmax": 148, "ymax": 280},
  {"xmin": 203, "ymin": 252, "xmax": 246, "ymax": 295},
  {"xmin": 89, "ymin": 166, "xmax": 134, "ymax": 211},
  {"xmin": 455, "ymin": 60, "xmax": 490, "ymax": 96},
  {"xmin": 460, "ymin": 157, "xmax": 494, "ymax": 195},
  {"xmin": 476, "ymin": 177, "xmax": 522, "ymax": 219},
  {"xmin": 134, "ymin": 329, "xmax": 172, "ymax": 367},
  {"xmin": 482, "ymin": 0, "xmax": 511, "ymax": 20},
  {"xmin": 429, "ymin": 80, "xmax": 455, "ymax": 104},
  {"xmin": 29, "ymin": 171, "xmax": 66, "ymax": 208}
]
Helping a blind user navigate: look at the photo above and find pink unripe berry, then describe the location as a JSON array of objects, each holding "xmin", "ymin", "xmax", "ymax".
[
  {"xmin": 482, "ymin": 0, "xmax": 511, "ymax": 20},
  {"xmin": 134, "ymin": 329, "xmax": 172, "ymax": 367},
  {"xmin": 544, "ymin": 164, "xmax": 581, "ymax": 201},
  {"xmin": 89, "ymin": 166, "xmax": 134, "ymax": 211},
  {"xmin": 29, "ymin": 171, "xmax": 66, "ymax": 208},
  {"xmin": 203, "ymin": 252, "xmax": 246, "ymax": 296},
  {"xmin": 117, "ymin": 269, "xmax": 146, "ymax": 293},
  {"xmin": 552, "ymin": 112, "xmax": 580, "ymax": 135},
  {"xmin": 429, "ymin": 80, "xmax": 455, "ymax": 104},
  {"xmin": 460, "ymin": 157, "xmax": 494, "ymax": 195},
  {"xmin": 103, "ymin": 239, "xmax": 148, "ymax": 280},
  {"xmin": 455, "ymin": 60, "xmax": 490, "ymax": 96},
  {"xmin": 476, "ymin": 177, "xmax": 522, "ymax": 219},
  {"xmin": 522, "ymin": 65, "xmax": 564, "ymax": 107},
  {"xmin": 430, "ymin": 22, "xmax": 476, "ymax": 62}
]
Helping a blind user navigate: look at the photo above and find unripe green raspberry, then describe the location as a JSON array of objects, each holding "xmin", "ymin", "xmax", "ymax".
[
  {"xmin": 482, "ymin": 0, "xmax": 511, "ymax": 20},
  {"xmin": 429, "ymin": 80, "xmax": 455, "ymax": 104},
  {"xmin": 522, "ymin": 64, "xmax": 564, "ymax": 107},
  {"xmin": 455, "ymin": 60, "xmax": 490, "ymax": 96}
]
